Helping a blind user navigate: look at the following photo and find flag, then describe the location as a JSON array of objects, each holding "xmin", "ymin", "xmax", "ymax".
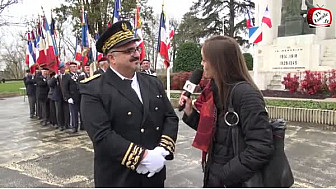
[
  {"xmin": 26, "ymin": 32, "xmax": 36, "ymax": 68},
  {"xmin": 27, "ymin": 31, "xmax": 36, "ymax": 66},
  {"xmin": 30, "ymin": 30, "xmax": 37, "ymax": 57},
  {"xmin": 42, "ymin": 16, "xmax": 58, "ymax": 71},
  {"xmin": 81, "ymin": 8, "xmax": 90, "ymax": 66},
  {"xmin": 36, "ymin": 21, "xmax": 47, "ymax": 66},
  {"xmin": 262, "ymin": 6, "xmax": 272, "ymax": 28},
  {"xmin": 81, "ymin": 9, "xmax": 89, "ymax": 48},
  {"xmin": 249, "ymin": 26, "xmax": 262, "ymax": 44},
  {"xmin": 50, "ymin": 17, "xmax": 59, "ymax": 56},
  {"xmin": 135, "ymin": 5, "xmax": 145, "ymax": 60},
  {"xmin": 94, "ymin": 33, "xmax": 103, "ymax": 61},
  {"xmin": 25, "ymin": 41, "xmax": 30, "ymax": 67},
  {"xmin": 167, "ymin": 28, "xmax": 174, "ymax": 50},
  {"xmin": 246, "ymin": 10, "xmax": 252, "ymax": 28},
  {"xmin": 113, "ymin": 0, "xmax": 121, "ymax": 23},
  {"xmin": 75, "ymin": 38, "xmax": 82, "ymax": 61},
  {"xmin": 157, "ymin": 10, "xmax": 169, "ymax": 68}
]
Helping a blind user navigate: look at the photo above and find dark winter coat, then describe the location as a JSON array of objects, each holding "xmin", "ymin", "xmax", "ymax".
[{"xmin": 183, "ymin": 81, "xmax": 274, "ymax": 187}]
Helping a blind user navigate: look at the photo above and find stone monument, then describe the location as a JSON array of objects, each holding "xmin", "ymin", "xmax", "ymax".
[{"xmin": 252, "ymin": 0, "xmax": 336, "ymax": 90}]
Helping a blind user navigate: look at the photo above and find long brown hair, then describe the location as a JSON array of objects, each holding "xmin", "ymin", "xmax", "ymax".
[{"xmin": 202, "ymin": 35, "xmax": 259, "ymax": 110}]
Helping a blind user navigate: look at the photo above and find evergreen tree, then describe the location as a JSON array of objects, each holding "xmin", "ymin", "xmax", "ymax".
[
  {"xmin": 173, "ymin": 42, "xmax": 202, "ymax": 72},
  {"xmin": 177, "ymin": 0, "xmax": 254, "ymax": 46}
]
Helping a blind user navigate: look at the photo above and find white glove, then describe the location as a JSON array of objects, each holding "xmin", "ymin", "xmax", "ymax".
[
  {"xmin": 154, "ymin": 146, "xmax": 169, "ymax": 157},
  {"xmin": 67, "ymin": 98, "xmax": 74, "ymax": 104},
  {"xmin": 141, "ymin": 147, "xmax": 169, "ymax": 177},
  {"xmin": 136, "ymin": 147, "xmax": 169, "ymax": 176},
  {"xmin": 136, "ymin": 164, "xmax": 149, "ymax": 174},
  {"xmin": 55, "ymin": 74, "xmax": 58, "ymax": 78},
  {"xmin": 80, "ymin": 72, "xmax": 85, "ymax": 76}
]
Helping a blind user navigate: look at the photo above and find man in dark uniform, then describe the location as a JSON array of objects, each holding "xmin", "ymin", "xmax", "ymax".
[
  {"xmin": 23, "ymin": 69, "xmax": 36, "ymax": 118},
  {"xmin": 79, "ymin": 20, "xmax": 178, "ymax": 187},
  {"xmin": 141, "ymin": 59, "xmax": 155, "ymax": 76},
  {"xmin": 82, "ymin": 63, "xmax": 91, "ymax": 79},
  {"xmin": 36, "ymin": 67, "xmax": 50, "ymax": 126},
  {"xmin": 57, "ymin": 63, "xmax": 70, "ymax": 131},
  {"xmin": 93, "ymin": 56, "xmax": 108, "ymax": 75},
  {"xmin": 62, "ymin": 61, "xmax": 81, "ymax": 133}
]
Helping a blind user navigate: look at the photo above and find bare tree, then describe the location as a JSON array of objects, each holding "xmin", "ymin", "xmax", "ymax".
[
  {"xmin": 0, "ymin": 0, "xmax": 19, "ymax": 27},
  {"xmin": 0, "ymin": 32, "xmax": 26, "ymax": 79}
]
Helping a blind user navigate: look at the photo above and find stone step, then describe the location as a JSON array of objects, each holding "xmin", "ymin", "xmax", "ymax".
[
  {"xmin": 266, "ymin": 84, "xmax": 283, "ymax": 90},
  {"xmin": 273, "ymin": 75, "xmax": 282, "ymax": 80},
  {"xmin": 321, "ymin": 60, "xmax": 336, "ymax": 67},
  {"xmin": 321, "ymin": 55, "xmax": 336, "ymax": 61},
  {"xmin": 324, "ymin": 48, "xmax": 336, "ymax": 54},
  {"xmin": 270, "ymin": 80, "xmax": 282, "ymax": 85},
  {"xmin": 323, "ymin": 52, "xmax": 336, "ymax": 57}
]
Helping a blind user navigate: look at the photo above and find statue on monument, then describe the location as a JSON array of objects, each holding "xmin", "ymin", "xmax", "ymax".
[
  {"xmin": 278, "ymin": 0, "xmax": 315, "ymax": 37},
  {"xmin": 283, "ymin": 0, "xmax": 302, "ymax": 19}
]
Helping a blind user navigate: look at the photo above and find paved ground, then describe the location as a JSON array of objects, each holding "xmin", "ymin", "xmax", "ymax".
[{"xmin": 0, "ymin": 96, "xmax": 336, "ymax": 187}]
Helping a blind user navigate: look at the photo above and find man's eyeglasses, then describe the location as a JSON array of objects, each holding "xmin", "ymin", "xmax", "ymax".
[{"xmin": 111, "ymin": 47, "xmax": 142, "ymax": 54}]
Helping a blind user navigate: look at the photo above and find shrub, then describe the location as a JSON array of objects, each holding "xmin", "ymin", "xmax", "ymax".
[
  {"xmin": 282, "ymin": 73, "xmax": 299, "ymax": 93},
  {"xmin": 173, "ymin": 42, "xmax": 202, "ymax": 72},
  {"xmin": 171, "ymin": 72, "xmax": 191, "ymax": 90},
  {"xmin": 327, "ymin": 69, "xmax": 336, "ymax": 97},
  {"xmin": 170, "ymin": 71, "xmax": 210, "ymax": 92},
  {"xmin": 300, "ymin": 70, "xmax": 323, "ymax": 95},
  {"xmin": 243, "ymin": 53, "xmax": 253, "ymax": 70}
]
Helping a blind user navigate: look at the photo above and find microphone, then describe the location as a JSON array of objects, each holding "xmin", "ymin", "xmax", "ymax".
[{"xmin": 178, "ymin": 69, "xmax": 203, "ymax": 111}]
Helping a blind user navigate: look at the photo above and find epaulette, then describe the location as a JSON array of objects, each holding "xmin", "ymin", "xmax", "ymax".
[{"xmin": 80, "ymin": 74, "xmax": 101, "ymax": 83}]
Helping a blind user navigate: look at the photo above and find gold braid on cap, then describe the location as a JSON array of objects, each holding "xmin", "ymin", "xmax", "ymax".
[{"xmin": 102, "ymin": 23, "xmax": 134, "ymax": 53}]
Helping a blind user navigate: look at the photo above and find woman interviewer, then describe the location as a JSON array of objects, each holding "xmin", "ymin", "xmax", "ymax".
[{"xmin": 179, "ymin": 36, "xmax": 274, "ymax": 187}]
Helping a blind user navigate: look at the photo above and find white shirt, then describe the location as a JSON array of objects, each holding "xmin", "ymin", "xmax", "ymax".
[{"xmin": 110, "ymin": 67, "xmax": 143, "ymax": 103}]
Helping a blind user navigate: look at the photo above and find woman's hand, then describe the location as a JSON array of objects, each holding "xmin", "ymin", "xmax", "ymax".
[{"xmin": 179, "ymin": 91, "xmax": 193, "ymax": 116}]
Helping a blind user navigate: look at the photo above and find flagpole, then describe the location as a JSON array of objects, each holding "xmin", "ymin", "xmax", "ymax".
[
  {"xmin": 162, "ymin": 0, "xmax": 170, "ymax": 100},
  {"xmin": 253, "ymin": 2, "xmax": 261, "ymax": 87}
]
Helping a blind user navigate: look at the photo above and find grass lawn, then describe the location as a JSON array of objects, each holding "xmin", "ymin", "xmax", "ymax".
[{"xmin": 0, "ymin": 81, "xmax": 25, "ymax": 96}]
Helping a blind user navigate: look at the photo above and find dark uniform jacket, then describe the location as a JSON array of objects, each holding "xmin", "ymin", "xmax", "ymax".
[
  {"xmin": 79, "ymin": 68, "xmax": 178, "ymax": 187},
  {"xmin": 36, "ymin": 75, "xmax": 49, "ymax": 101},
  {"xmin": 23, "ymin": 75, "xmax": 36, "ymax": 96},
  {"xmin": 62, "ymin": 72, "xmax": 81, "ymax": 104},
  {"xmin": 183, "ymin": 81, "xmax": 273, "ymax": 187},
  {"xmin": 141, "ymin": 69, "xmax": 155, "ymax": 75},
  {"xmin": 57, "ymin": 73, "xmax": 67, "ymax": 101},
  {"xmin": 93, "ymin": 68, "xmax": 105, "ymax": 75}
]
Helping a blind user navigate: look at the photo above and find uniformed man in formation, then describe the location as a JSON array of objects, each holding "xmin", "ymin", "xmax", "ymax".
[
  {"xmin": 25, "ymin": 62, "xmax": 92, "ymax": 132},
  {"xmin": 62, "ymin": 61, "xmax": 82, "ymax": 133},
  {"xmin": 93, "ymin": 56, "xmax": 109, "ymax": 75},
  {"xmin": 140, "ymin": 59, "xmax": 156, "ymax": 76},
  {"xmin": 79, "ymin": 20, "xmax": 179, "ymax": 187}
]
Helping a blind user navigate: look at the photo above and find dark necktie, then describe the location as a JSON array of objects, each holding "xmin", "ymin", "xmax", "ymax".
[{"xmin": 124, "ymin": 79, "xmax": 142, "ymax": 104}]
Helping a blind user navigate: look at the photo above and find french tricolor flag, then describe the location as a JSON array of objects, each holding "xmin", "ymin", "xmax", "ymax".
[
  {"xmin": 246, "ymin": 10, "xmax": 252, "ymax": 29},
  {"xmin": 75, "ymin": 39, "xmax": 82, "ymax": 62},
  {"xmin": 158, "ymin": 11, "xmax": 169, "ymax": 68},
  {"xmin": 262, "ymin": 6, "xmax": 272, "ymax": 28},
  {"xmin": 249, "ymin": 26, "xmax": 262, "ymax": 44}
]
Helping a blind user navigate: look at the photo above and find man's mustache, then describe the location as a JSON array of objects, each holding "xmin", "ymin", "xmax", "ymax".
[{"xmin": 130, "ymin": 57, "xmax": 140, "ymax": 62}]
